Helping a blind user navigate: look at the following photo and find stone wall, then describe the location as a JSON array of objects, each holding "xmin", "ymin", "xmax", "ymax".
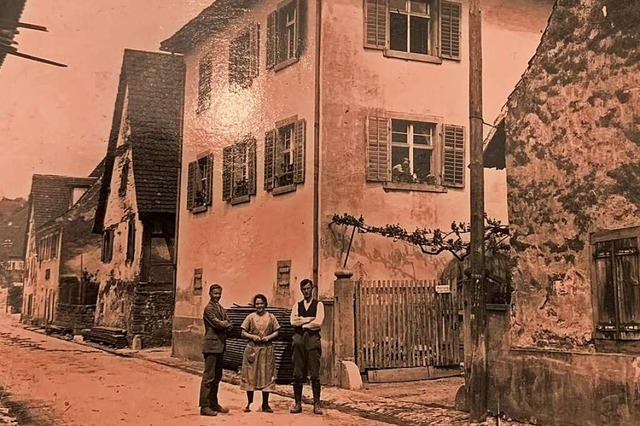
[
  {"xmin": 56, "ymin": 303, "xmax": 96, "ymax": 332},
  {"xmin": 130, "ymin": 282, "xmax": 174, "ymax": 347}
]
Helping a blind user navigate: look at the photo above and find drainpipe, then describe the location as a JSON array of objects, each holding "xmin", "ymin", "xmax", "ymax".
[
  {"xmin": 171, "ymin": 59, "xmax": 186, "ymax": 357},
  {"xmin": 312, "ymin": 0, "xmax": 322, "ymax": 295}
]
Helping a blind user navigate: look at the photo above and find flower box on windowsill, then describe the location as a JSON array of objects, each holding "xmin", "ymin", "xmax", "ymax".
[
  {"xmin": 383, "ymin": 49, "xmax": 443, "ymax": 64},
  {"xmin": 230, "ymin": 195, "xmax": 251, "ymax": 205},
  {"xmin": 191, "ymin": 205, "xmax": 208, "ymax": 214},
  {"xmin": 382, "ymin": 181, "xmax": 447, "ymax": 193},
  {"xmin": 272, "ymin": 184, "xmax": 297, "ymax": 196}
]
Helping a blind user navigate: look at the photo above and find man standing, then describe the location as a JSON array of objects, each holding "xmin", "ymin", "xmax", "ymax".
[
  {"xmin": 199, "ymin": 284, "xmax": 233, "ymax": 416},
  {"xmin": 289, "ymin": 279, "xmax": 324, "ymax": 415}
]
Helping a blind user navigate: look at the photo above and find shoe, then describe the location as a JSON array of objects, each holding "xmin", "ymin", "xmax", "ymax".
[
  {"xmin": 243, "ymin": 405, "xmax": 251, "ymax": 413},
  {"xmin": 261, "ymin": 405, "xmax": 273, "ymax": 413},
  {"xmin": 290, "ymin": 403, "xmax": 302, "ymax": 414},
  {"xmin": 313, "ymin": 403, "xmax": 323, "ymax": 415},
  {"xmin": 213, "ymin": 404, "xmax": 229, "ymax": 414},
  {"xmin": 200, "ymin": 407, "xmax": 218, "ymax": 416}
]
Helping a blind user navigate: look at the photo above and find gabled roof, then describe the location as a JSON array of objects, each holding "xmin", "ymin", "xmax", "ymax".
[
  {"xmin": 28, "ymin": 174, "xmax": 97, "ymax": 231},
  {"xmin": 94, "ymin": 49, "xmax": 185, "ymax": 232},
  {"xmin": 0, "ymin": 0, "xmax": 27, "ymax": 69},
  {"xmin": 0, "ymin": 203, "xmax": 28, "ymax": 259},
  {"xmin": 160, "ymin": 0, "xmax": 258, "ymax": 54}
]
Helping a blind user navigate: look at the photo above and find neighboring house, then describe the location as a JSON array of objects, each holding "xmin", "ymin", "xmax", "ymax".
[
  {"xmin": 92, "ymin": 49, "xmax": 185, "ymax": 348},
  {"xmin": 483, "ymin": 1, "xmax": 640, "ymax": 424},
  {"xmin": 0, "ymin": 200, "xmax": 27, "ymax": 288},
  {"xmin": 22, "ymin": 175, "xmax": 97, "ymax": 326},
  {"xmin": 160, "ymin": 0, "xmax": 552, "ymax": 360}
]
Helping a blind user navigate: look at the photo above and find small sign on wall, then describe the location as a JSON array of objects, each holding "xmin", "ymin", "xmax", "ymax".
[
  {"xmin": 277, "ymin": 260, "xmax": 291, "ymax": 288},
  {"xmin": 193, "ymin": 268, "xmax": 203, "ymax": 295}
]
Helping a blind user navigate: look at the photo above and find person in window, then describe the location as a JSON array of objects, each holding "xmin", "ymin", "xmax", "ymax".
[
  {"xmin": 240, "ymin": 294, "xmax": 281, "ymax": 413},
  {"xmin": 199, "ymin": 284, "xmax": 233, "ymax": 417},
  {"xmin": 289, "ymin": 279, "xmax": 325, "ymax": 415},
  {"xmin": 392, "ymin": 158, "xmax": 414, "ymax": 183}
]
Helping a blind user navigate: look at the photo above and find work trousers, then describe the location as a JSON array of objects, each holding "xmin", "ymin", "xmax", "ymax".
[
  {"xmin": 199, "ymin": 353, "xmax": 224, "ymax": 408},
  {"xmin": 292, "ymin": 331, "xmax": 321, "ymax": 384}
]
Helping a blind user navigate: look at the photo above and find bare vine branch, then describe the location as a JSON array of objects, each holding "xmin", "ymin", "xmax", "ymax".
[{"xmin": 329, "ymin": 213, "xmax": 510, "ymax": 261}]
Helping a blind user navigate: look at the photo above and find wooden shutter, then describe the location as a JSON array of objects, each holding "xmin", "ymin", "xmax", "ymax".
[
  {"xmin": 364, "ymin": 0, "xmax": 387, "ymax": 49},
  {"xmin": 205, "ymin": 154, "xmax": 214, "ymax": 205},
  {"xmin": 293, "ymin": 0, "xmax": 302, "ymax": 59},
  {"xmin": 293, "ymin": 119, "xmax": 306, "ymax": 184},
  {"xmin": 250, "ymin": 24, "xmax": 260, "ymax": 78},
  {"xmin": 366, "ymin": 115, "xmax": 390, "ymax": 182},
  {"xmin": 266, "ymin": 11, "xmax": 277, "ymax": 69},
  {"xmin": 247, "ymin": 137, "xmax": 257, "ymax": 195},
  {"xmin": 186, "ymin": 161, "xmax": 197, "ymax": 210},
  {"xmin": 222, "ymin": 147, "xmax": 233, "ymax": 201},
  {"xmin": 264, "ymin": 130, "xmax": 276, "ymax": 190},
  {"xmin": 443, "ymin": 124, "xmax": 465, "ymax": 187},
  {"xmin": 441, "ymin": 1, "xmax": 462, "ymax": 60}
]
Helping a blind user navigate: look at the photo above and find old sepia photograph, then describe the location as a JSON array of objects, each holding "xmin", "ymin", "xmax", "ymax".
[{"xmin": 0, "ymin": 0, "xmax": 638, "ymax": 425}]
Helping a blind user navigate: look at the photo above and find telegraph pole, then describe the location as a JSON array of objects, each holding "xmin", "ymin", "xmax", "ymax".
[{"xmin": 466, "ymin": 0, "xmax": 488, "ymax": 421}]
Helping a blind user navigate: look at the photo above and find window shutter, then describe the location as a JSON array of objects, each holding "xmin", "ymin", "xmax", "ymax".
[
  {"xmin": 441, "ymin": 1, "xmax": 462, "ymax": 60},
  {"xmin": 293, "ymin": 119, "xmax": 306, "ymax": 184},
  {"xmin": 250, "ymin": 24, "xmax": 260, "ymax": 78},
  {"xmin": 266, "ymin": 11, "xmax": 277, "ymax": 69},
  {"xmin": 264, "ymin": 130, "xmax": 276, "ymax": 190},
  {"xmin": 443, "ymin": 124, "xmax": 465, "ymax": 187},
  {"xmin": 293, "ymin": 0, "xmax": 302, "ymax": 59},
  {"xmin": 222, "ymin": 147, "xmax": 233, "ymax": 201},
  {"xmin": 364, "ymin": 0, "xmax": 387, "ymax": 50},
  {"xmin": 186, "ymin": 161, "xmax": 197, "ymax": 210},
  {"xmin": 247, "ymin": 137, "xmax": 257, "ymax": 195},
  {"xmin": 366, "ymin": 115, "xmax": 390, "ymax": 182},
  {"xmin": 205, "ymin": 154, "xmax": 214, "ymax": 205}
]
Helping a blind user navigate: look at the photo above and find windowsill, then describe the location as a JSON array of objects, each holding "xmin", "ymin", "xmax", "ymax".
[
  {"xmin": 274, "ymin": 56, "xmax": 299, "ymax": 72},
  {"xmin": 383, "ymin": 49, "xmax": 443, "ymax": 64},
  {"xmin": 594, "ymin": 337, "xmax": 640, "ymax": 355},
  {"xmin": 191, "ymin": 205, "xmax": 208, "ymax": 214},
  {"xmin": 272, "ymin": 184, "xmax": 297, "ymax": 196},
  {"xmin": 230, "ymin": 195, "xmax": 250, "ymax": 205},
  {"xmin": 382, "ymin": 181, "xmax": 447, "ymax": 193}
]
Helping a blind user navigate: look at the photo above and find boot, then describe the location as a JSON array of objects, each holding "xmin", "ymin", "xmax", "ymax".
[
  {"xmin": 312, "ymin": 381, "xmax": 323, "ymax": 415},
  {"xmin": 290, "ymin": 383, "xmax": 303, "ymax": 414},
  {"xmin": 200, "ymin": 407, "xmax": 218, "ymax": 416}
]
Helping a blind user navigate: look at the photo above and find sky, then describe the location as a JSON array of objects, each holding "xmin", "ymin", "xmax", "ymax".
[{"xmin": 0, "ymin": 0, "xmax": 214, "ymax": 199}]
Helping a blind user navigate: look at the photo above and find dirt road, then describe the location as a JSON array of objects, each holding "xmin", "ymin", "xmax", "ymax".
[{"xmin": 0, "ymin": 315, "xmax": 384, "ymax": 426}]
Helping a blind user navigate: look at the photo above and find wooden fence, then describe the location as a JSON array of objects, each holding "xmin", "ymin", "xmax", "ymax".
[{"xmin": 354, "ymin": 279, "xmax": 461, "ymax": 371}]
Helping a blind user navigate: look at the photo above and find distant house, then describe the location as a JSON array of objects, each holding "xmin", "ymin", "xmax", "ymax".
[
  {"xmin": 483, "ymin": 1, "xmax": 640, "ymax": 424},
  {"xmin": 0, "ymin": 200, "xmax": 27, "ymax": 288},
  {"xmin": 92, "ymin": 49, "xmax": 185, "ymax": 348},
  {"xmin": 160, "ymin": 0, "xmax": 552, "ymax": 364},
  {"xmin": 22, "ymin": 175, "xmax": 98, "ymax": 326}
]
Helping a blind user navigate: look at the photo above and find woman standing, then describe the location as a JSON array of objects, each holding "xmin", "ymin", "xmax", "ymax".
[{"xmin": 240, "ymin": 294, "xmax": 280, "ymax": 413}]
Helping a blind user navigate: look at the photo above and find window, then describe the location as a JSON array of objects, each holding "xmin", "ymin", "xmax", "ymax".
[
  {"xmin": 266, "ymin": 0, "xmax": 302, "ymax": 71},
  {"xmin": 364, "ymin": 0, "xmax": 461, "ymax": 62},
  {"xmin": 118, "ymin": 159, "xmax": 129, "ymax": 197},
  {"xmin": 222, "ymin": 137, "xmax": 257, "ymax": 204},
  {"xmin": 366, "ymin": 113, "xmax": 465, "ymax": 189},
  {"xmin": 141, "ymin": 220, "xmax": 175, "ymax": 284},
  {"xmin": 45, "ymin": 269, "xmax": 51, "ymax": 280},
  {"xmin": 264, "ymin": 117, "xmax": 306, "ymax": 193},
  {"xmin": 197, "ymin": 54, "xmax": 213, "ymax": 113},
  {"xmin": 229, "ymin": 24, "xmax": 260, "ymax": 89},
  {"xmin": 126, "ymin": 217, "xmax": 136, "ymax": 263},
  {"xmin": 391, "ymin": 119, "xmax": 436, "ymax": 184},
  {"xmin": 591, "ymin": 228, "xmax": 640, "ymax": 343},
  {"xmin": 186, "ymin": 154, "xmax": 213, "ymax": 212},
  {"xmin": 101, "ymin": 229, "xmax": 114, "ymax": 263},
  {"xmin": 38, "ymin": 233, "xmax": 60, "ymax": 261}
]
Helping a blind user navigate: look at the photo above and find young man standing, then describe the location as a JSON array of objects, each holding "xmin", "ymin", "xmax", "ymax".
[
  {"xmin": 199, "ymin": 284, "xmax": 233, "ymax": 416},
  {"xmin": 289, "ymin": 278, "xmax": 324, "ymax": 415}
]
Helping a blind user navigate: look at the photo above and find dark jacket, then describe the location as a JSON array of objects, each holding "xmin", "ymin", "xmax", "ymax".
[{"xmin": 202, "ymin": 300, "xmax": 232, "ymax": 354}]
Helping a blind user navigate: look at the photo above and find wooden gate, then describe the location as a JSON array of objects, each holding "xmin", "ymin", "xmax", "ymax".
[{"xmin": 355, "ymin": 279, "xmax": 461, "ymax": 371}]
